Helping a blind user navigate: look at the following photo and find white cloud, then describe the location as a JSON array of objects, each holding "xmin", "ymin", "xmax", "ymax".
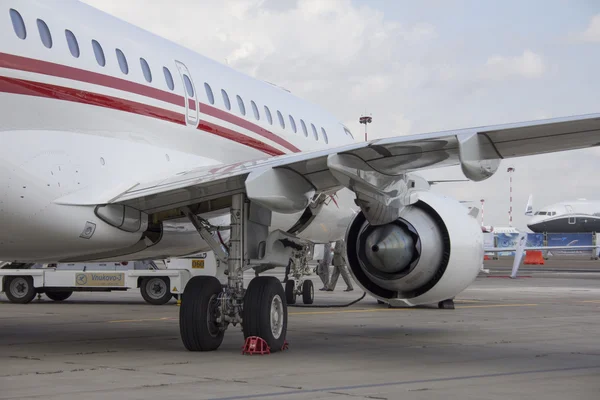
[
  {"xmin": 82, "ymin": 0, "xmax": 438, "ymax": 138},
  {"xmin": 483, "ymin": 50, "xmax": 546, "ymax": 80},
  {"xmin": 578, "ymin": 14, "xmax": 600, "ymax": 42}
]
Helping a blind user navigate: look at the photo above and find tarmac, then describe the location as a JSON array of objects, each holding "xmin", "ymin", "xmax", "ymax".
[{"xmin": 1, "ymin": 258, "xmax": 600, "ymax": 399}]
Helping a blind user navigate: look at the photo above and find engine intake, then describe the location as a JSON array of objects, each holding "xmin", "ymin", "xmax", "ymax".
[{"xmin": 346, "ymin": 191, "xmax": 481, "ymax": 306}]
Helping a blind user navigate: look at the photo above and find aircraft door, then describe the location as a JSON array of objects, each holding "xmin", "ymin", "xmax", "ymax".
[
  {"xmin": 175, "ymin": 60, "xmax": 199, "ymax": 128},
  {"xmin": 566, "ymin": 205, "xmax": 576, "ymax": 224}
]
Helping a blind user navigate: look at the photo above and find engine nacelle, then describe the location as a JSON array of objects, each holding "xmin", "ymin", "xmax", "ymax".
[{"xmin": 345, "ymin": 191, "xmax": 483, "ymax": 307}]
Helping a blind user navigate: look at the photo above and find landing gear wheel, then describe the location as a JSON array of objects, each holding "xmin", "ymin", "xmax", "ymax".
[
  {"xmin": 302, "ymin": 280, "xmax": 314, "ymax": 304},
  {"xmin": 140, "ymin": 277, "xmax": 172, "ymax": 305},
  {"xmin": 46, "ymin": 291, "xmax": 73, "ymax": 301},
  {"xmin": 180, "ymin": 276, "xmax": 224, "ymax": 351},
  {"xmin": 243, "ymin": 276, "xmax": 288, "ymax": 352},
  {"xmin": 438, "ymin": 299, "xmax": 455, "ymax": 310},
  {"xmin": 285, "ymin": 280, "xmax": 296, "ymax": 305},
  {"xmin": 4, "ymin": 276, "xmax": 36, "ymax": 304}
]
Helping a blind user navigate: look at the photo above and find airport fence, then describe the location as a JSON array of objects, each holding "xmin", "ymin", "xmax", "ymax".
[{"xmin": 485, "ymin": 232, "xmax": 600, "ymax": 260}]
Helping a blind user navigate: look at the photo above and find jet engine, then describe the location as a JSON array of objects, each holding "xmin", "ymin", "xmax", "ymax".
[{"xmin": 345, "ymin": 191, "xmax": 483, "ymax": 307}]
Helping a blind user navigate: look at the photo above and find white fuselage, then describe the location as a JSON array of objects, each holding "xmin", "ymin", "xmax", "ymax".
[{"xmin": 0, "ymin": 0, "xmax": 361, "ymax": 262}]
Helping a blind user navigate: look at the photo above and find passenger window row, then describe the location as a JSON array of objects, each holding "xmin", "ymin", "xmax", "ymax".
[
  {"xmin": 9, "ymin": 8, "xmax": 332, "ymax": 144},
  {"xmin": 216, "ymin": 87, "xmax": 329, "ymax": 143},
  {"xmin": 9, "ymin": 8, "xmax": 177, "ymax": 91}
]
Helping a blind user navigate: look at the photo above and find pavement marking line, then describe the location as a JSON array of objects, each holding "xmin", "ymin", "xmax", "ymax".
[
  {"xmin": 108, "ymin": 317, "xmax": 176, "ymax": 323},
  {"xmin": 580, "ymin": 300, "xmax": 600, "ymax": 303},
  {"xmin": 290, "ymin": 303, "xmax": 537, "ymax": 315},
  {"xmin": 458, "ymin": 303, "xmax": 538, "ymax": 309},
  {"xmin": 107, "ymin": 304, "xmax": 538, "ymax": 321}
]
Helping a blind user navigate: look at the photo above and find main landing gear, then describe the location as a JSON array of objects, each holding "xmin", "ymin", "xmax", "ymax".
[
  {"xmin": 180, "ymin": 193, "xmax": 303, "ymax": 352},
  {"xmin": 284, "ymin": 252, "xmax": 315, "ymax": 305}
]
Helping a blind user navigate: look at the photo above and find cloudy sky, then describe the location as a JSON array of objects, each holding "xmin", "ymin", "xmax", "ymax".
[{"xmin": 82, "ymin": 0, "xmax": 600, "ymax": 230}]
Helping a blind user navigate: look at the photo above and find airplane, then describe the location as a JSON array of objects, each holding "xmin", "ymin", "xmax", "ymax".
[
  {"xmin": 526, "ymin": 196, "xmax": 600, "ymax": 233},
  {"xmin": 1, "ymin": 0, "xmax": 600, "ymax": 353}
]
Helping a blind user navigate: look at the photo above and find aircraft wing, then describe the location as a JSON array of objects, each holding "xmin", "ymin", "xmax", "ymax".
[{"xmin": 56, "ymin": 113, "xmax": 600, "ymax": 214}]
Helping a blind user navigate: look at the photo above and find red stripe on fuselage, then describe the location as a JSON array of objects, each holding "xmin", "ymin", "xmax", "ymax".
[
  {"xmin": 201, "ymin": 104, "xmax": 300, "ymax": 154},
  {"xmin": 0, "ymin": 52, "xmax": 300, "ymax": 153},
  {"xmin": 0, "ymin": 52, "xmax": 183, "ymax": 106},
  {"xmin": 0, "ymin": 76, "xmax": 184, "ymax": 126},
  {"xmin": 0, "ymin": 76, "xmax": 285, "ymax": 156}
]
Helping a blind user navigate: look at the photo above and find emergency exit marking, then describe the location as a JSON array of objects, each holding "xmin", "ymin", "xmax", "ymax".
[{"xmin": 192, "ymin": 260, "xmax": 204, "ymax": 269}]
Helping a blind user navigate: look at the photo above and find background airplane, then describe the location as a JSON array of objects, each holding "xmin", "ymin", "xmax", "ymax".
[{"xmin": 526, "ymin": 196, "xmax": 600, "ymax": 232}]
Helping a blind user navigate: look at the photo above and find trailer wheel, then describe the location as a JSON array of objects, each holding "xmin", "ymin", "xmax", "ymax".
[
  {"xmin": 140, "ymin": 277, "xmax": 172, "ymax": 305},
  {"xmin": 4, "ymin": 276, "xmax": 36, "ymax": 304},
  {"xmin": 46, "ymin": 291, "xmax": 73, "ymax": 302}
]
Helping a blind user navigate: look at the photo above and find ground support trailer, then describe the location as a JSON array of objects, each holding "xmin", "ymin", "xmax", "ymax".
[{"xmin": 0, "ymin": 254, "xmax": 216, "ymax": 304}]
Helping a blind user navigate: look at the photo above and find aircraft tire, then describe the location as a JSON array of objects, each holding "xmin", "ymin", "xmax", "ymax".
[
  {"xmin": 46, "ymin": 291, "xmax": 73, "ymax": 301},
  {"xmin": 243, "ymin": 276, "xmax": 288, "ymax": 352},
  {"xmin": 179, "ymin": 276, "xmax": 224, "ymax": 351},
  {"xmin": 140, "ymin": 277, "xmax": 172, "ymax": 305},
  {"xmin": 285, "ymin": 280, "xmax": 296, "ymax": 305},
  {"xmin": 302, "ymin": 279, "xmax": 314, "ymax": 304},
  {"xmin": 4, "ymin": 276, "xmax": 36, "ymax": 304}
]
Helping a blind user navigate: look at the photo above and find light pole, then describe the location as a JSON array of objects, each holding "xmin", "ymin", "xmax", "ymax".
[
  {"xmin": 359, "ymin": 114, "xmax": 372, "ymax": 142},
  {"xmin": 507, "ymin": 167, "xmax": 515, "ymax": 227},
  {"xmin": 480, "ymin": 198, "xmax": 485, "ymax": 227}
]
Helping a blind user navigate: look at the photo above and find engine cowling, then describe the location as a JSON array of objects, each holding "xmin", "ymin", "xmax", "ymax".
[{"xmin": 345, "ymin": 191, "xmax": 483, "ymax": 307}]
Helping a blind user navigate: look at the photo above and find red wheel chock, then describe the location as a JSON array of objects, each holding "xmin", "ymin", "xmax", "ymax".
[
  {"xmin": 241, "ymin": 337, "xmax": 290, "ymax": 355},
  {"xmin": 242, "ymin": 336, "xmax": 270, "ymax": 355}
]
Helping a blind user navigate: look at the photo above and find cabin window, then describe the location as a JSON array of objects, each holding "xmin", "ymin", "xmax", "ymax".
[
  {"xmin": 311, "ymin": 123, "xmax": 318, "ymax": 140},
  {"xmin": 204, "ymin": 83, "xmax": 215, "ymax": 105},
  {"xmin": 251, "ymin": 101, "xmax": 260, "ymax": 120},
  {"xmin": 183, "ymin": 75, "xmax": 194, "ymax": 97},
  {"xmin": 321, "ymin": 127, "xmax": 329, "ymax": 144},
  {"xmin": 300, "ymin": 119, "xmax": 308, "ymax": 137},
  {"xmin": 277, "ymin": 111, "xmax": 285, "ymax": 129},
  {"xmin": 92, "ymin": 40, "xmax": 105, "ymax": 67},
  {"xmin": 237, "ymin": 95, "xmax": 246, "ymax": 116},
  {"xmin": 289, "ymin": 116, "xmax": 297, "ymax": 133},
  {"xmin": 264, "ymin": 106, "xmax": 273, "ymax": 125},
  {"xmin": 9, "ymin": 9, "xmax": 26, "ymax": 40},
  {"xmin": 37, "ymin": 19, "xmax": 52, "ymax": 49},
  {"xmin": 116, "ymin": 49, "xmax": 128, "ymax": 74},
  {"xmin": 221, "ymin": 89, "xmax": 231, "ymax": 110},
  {"xmin": 140, "ymin": 58, "xmax": 152, "ymax": 83},
  {"xmin": 163, "ymin": 67, "xmax": 174, "ymax": 90},
  {"xmin": 65, "ymin": 30, "xmax": 79, "ymax": 58}
]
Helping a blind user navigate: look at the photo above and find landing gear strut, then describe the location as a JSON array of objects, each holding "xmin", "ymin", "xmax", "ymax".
[
  {"xmin": 283, "ymin": 250, "xmax": 315, "ymax": 305},
  {"xmin": 180, "ymin": 193, "xmax": 294, "ymax": 352}
]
